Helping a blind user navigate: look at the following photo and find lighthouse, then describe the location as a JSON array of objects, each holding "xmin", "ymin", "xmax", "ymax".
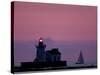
[
  {"xmin": 21, "ymin": 37, "xmax": 66, "ymax": 69},
  {"xmin": 35, "ymin": 37, "xmax": 46, "ymax": 62}
]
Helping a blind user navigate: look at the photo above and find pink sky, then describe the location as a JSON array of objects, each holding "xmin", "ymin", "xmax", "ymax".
[{"xmin": 14, "ymin": 2, "xmax": 97, "ymax": 42}]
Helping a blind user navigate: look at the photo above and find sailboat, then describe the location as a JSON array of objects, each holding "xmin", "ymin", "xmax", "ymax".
[{"xmin": 76, "ymin": 51, "xmax": 84, "ymax": 64}]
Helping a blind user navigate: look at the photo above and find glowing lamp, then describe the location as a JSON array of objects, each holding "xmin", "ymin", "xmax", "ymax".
[
  {"xmin": 39, "ymin": 39, "xmax": 43, "ymax": 42},
  {"xmin": 39, "ymin": 37, "xmax": 43, "ymax": 42}
]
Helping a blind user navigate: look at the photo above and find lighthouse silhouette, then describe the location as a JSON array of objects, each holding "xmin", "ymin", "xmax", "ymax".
[
  {"xmin": 20, "ymin": 37, "xmax": 66, "ymax": 70},
  {"xmin": 35, "ymin": 37, "xmax": 46, "ymax": 62}
]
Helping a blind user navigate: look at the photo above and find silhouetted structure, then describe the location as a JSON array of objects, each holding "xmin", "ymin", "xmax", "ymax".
[
  {"xmin": 19, "ymin": 38, "xmax": 66, "ymax": 70},
  {"xmin": 76, "ymin": 51, "xmax": 84, "ymax": 64},
  {"xmin": 34, "ymin": 38, "xmax": 46, "ymax": 62},
  {"xmin": 46, "ymin": 48, "xmax": 61, "ymax": 62}
]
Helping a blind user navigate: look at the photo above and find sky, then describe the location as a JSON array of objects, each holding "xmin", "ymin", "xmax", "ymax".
[{"xmin": 13, "ymin": 1, "xmax": 97, "ymax": 66}]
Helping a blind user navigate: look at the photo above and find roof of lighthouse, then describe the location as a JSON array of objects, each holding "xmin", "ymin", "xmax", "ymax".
[{"xmin": 46, "ymin": 48, "xmax": 61, "ymax": 55}]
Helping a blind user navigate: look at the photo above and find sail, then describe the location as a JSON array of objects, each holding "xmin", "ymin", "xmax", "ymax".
[{"xmin": 76, "ymin": 51, "xmax": 84, "ymax": 64}]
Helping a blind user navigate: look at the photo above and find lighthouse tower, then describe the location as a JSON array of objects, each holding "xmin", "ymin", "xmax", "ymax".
[{"xmin": 35, "ymin": 37, "xmax": 46, "ymax": 62}]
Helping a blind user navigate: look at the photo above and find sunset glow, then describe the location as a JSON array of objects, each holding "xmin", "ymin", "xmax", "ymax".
[{"xmin": 14, "ymin": 2, "xmax": 97, "ymax": 67}]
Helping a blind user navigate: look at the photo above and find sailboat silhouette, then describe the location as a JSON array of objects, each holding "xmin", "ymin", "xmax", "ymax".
[{"xmin": 76, "ymin": 51, "xmax": 84, "ymax": 64}]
